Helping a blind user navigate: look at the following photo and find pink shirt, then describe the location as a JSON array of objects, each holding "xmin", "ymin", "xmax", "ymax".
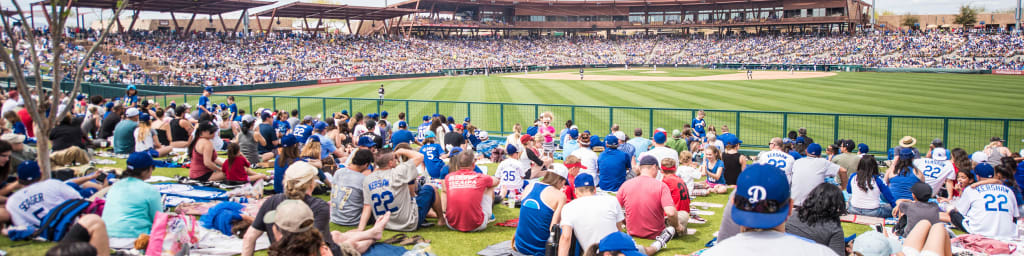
[
  {"xmin": 543, "ymin": 126, "xmax": 555, "ymax": 143},
  {"xmin": 617, "ymin": 175, "xmax": 673, "ymax": 239},
  {"xmin": 444, "ymin": 170, "xmax": 494, "ymax": 231}
]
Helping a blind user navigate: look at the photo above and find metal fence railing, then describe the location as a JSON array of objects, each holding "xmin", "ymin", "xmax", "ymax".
[{"xmin": 134, "ymin": 93, "xmax": 1024, "ymax": 155}]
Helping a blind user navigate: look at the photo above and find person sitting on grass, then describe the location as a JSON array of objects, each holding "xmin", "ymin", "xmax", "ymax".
[
  {"xmin": 244, "ymin": 162, "xmax": 339, "ymax": 255},
  {"xmin": 597, "ymin": 135, "xmax": 631, "ymax": 192},
  {"xmin": 785, "ymin": 183, "xmax": 847, "ymax": 256},
  {"xmin": 265, "ymin": 199, "xmax": 389, "ymax": 256},
  {"xmin": 359, "ymin": 148, "xmax": 445, "ymax": 231},
  {"xmin": 273, "ymin": 135, "xmax": 301, "ymax": 194},
  {"xmin": 222, "ymin": 142, "xmax": 270, "ymax": 184},
  {"xmin": 103, "ymin": 152, "xmax": 162, "ymax": 249},
  {"xmin": 188, "ymin": 122, "xmax": 225, "ymax": 182},
  {"xmin": 885, "ymin": 148, "xmax": 925, "ymax": 202},
  {"xmin": 444, "ymin": 149, "xmax": 498, "ymax": 232},
  {"xmin": 330, "ymin": 149, "xmax": 374, "ymax": 227},
  {"xmin": 846, "ymin": 157, "xmax": 897, "ymax": 218},
  {"xmin": 111, "ymin": 107, "xmax": 140, "ymax": 154},
  {"xmin": 891, "ymin": 182, "xmax": 941, "ymax": 237},
  {"xmin": 513, "ymin": 163, "xmax": 569, "ymax": 255},
  {"xmin": 699, "ymin": 146, "xmax": 729, "ymax": 194},
  {"xmin": 660, "ymin": 158, "xmax": 691, "ymax": 236},
  {"xmin": 618, "ymin": 155, "xmax": 679, "ymax": 241},
  {"xmin": 495, "ymin": 144, "xmax": 528, "ymax": 203},
  {"xmin": 134, "ymin": 113, "xmax": 172, "ymax": 157},
  {"xmin": 943, "ymin": 162, "xmax": 1019, "ymax": 238}
]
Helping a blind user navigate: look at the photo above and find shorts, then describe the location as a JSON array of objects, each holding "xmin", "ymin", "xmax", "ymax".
[
  {"xmin": 194, "ymin": 171, "xmax": 213, "ymax": 182},
  {"xmin": 59, "ymin": 222, "xmax": 91, "ymax": 244},
  {"xmin": 542, "ymin": 142, "xmax": 555, "ymax": 154},
  {"xmin": 143, "ymin": 148, "xmax": 159, "ymax": 157},
  {"xmin": 415, "ymin": 184, "xmax": 437, "ymax": 227},
  {"xmin": 948, "ymin": 210, "xmax": 968, "ymax": 233}
]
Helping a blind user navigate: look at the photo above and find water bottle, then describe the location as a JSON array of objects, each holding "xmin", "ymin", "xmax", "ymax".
[{"xmin": 506, "ymin": 192, "xmax": 515, "ymax": 208}]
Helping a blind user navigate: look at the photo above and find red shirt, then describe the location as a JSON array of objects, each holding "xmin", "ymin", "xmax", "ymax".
[
  {"xmin": 444, "ymin": 169, "xmax": 494, "ymax": 231},
  {"xmin": 17, "ymin": 108, "xmax": 33, "ymax": 138},
  {"xmin": 617, "ymin": 175, "xmax": 673, "ymax": 239},
  {"xmin": 662, "ymin": 174, "xmax": 691, "ymax": 212},
  {"xmin": 222, "ymin": 156, "xmax": 251, "ymax": 182},
  {"xmin": 564, "ymin": 173, "xmax": 577, "ymax": 203}
]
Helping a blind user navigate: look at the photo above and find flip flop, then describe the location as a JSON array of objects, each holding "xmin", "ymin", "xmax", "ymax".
[
  {"xmin": 379, "ymin": 234, "xmax": 406, "ymax": 244},
  {"xmin": 398, "ymin": 235, "xmax": 421, "ymax": 246}
]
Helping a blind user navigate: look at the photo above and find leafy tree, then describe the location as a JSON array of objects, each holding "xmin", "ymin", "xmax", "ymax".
[
  {"xmin": 954, "ymin": 5, "xmax": 980, "ymax": 28},
  {"xmin": 901, "ymin": 14, "xmax": 920, "ymax": 30}
]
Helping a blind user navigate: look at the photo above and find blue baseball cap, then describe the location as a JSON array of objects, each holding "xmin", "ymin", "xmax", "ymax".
[
  {"xmin": 127, "ymin": 85, "xmax": 137, "ymax": 91},
  {"xmin": 139, "ymin": 113, "xmax": 151, "ymax": 122},
  {"xmin": 341, "ymin": 110, "xmax": 348, "ymax": 115},
  {"xmin": 447, "ymin": 117, "xmax": 455, "ymax": 123},
  {"xmin": 974, "ymin": 162, "xmax": 995, "ymax": 178},
  {"xmin": 449, "ymin": 147, "xmax": 463, "ymax": 155},
  {"xmin": 105, "ymin": 102, "xmax": 114, "ymax": 109},
  {"xmin": 368, "ymin": 113, "xmax": 377, "ymax": 119},
  {"xmin": 381, "ymin": 111, "xmax": 388, "ymax": 118},
  {"xmin": 423, "ymin": 115, "xmax": 430, "ymax": 121},
  {"xmin": 731, "ymin": 163, "xmax": 791, "ymax": 229},
  {"xmin": 806, "ymin": 143, "xmax": 822, "ymax": 156},
  {"xmin": 314, "ymin": 121, "xmax": 328, "ymax": 131},
  {"xmin": 308, "ymin": 135, "xmax": 320, "ymax": 143},
  {"xmin": 604, "ymin": 134, "xmax": 619, "ymax": 146},
  {"xmin": 597, "ymin": 232, "xmax": 644, "ymax": 256},
  {"xmin": 568, "ymin": 129, "xmax": 579, "ymax": 139},
  {"xmin": 795, "ymin": 137, "xmax": 806, "ymax": 144},
  {"xmin": 16, "ymin": 161, "xmax": 41, "ymax": 182},
  {"xmin": 432, "ymin": 113, "xmax": 440, "ymax": 118},
  {"xmin": 204, "ymin": 86, "xmax": 213, "ymax": 92},
  {"xmin": 358, "ymin": 136, "xmax": 376, "ymax": 147},
  {"xmin": 127, "ymin": 152, "xmax": 155, "ymax": 172},
  {"xmin": 260, "ymin": 111, "xmax": 272, "ymax": 120},
  {"xmin": 219, "ymin": 103, "xmax": 227, "ymax": 109},
  {"xmin": 464, "ymin": 117, "xmax": 471, "ymax": 122},
  {"xmin": 898, "ymin": 147, "xmax": 915, "ymax": 158},
  {"xmin": 76, "ymin": 94, "xmax": 86, "ymax": 101},
  {"xmin": 858, "ymin": 143, "xmax": 869, "ymax": 154},
  {"xmin": 505, "ymin": 144, "xmax": 518, "ymax": 155},
  {"xmin": 281, "ymin": 135, "xmax": 299, "ymax": 147},
  {"xmin": 653, "ymin": 131, "xmax": 667, "ymax": 144},
  {"xmin": 423, "ymin": 131, "xmax": 436, "ymax": 139},
  {"xmin": 574, "ymin": 173, "xmax": 595, "ymax": 188}
]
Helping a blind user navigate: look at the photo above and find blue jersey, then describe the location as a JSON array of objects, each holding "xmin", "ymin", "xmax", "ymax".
[
  {"xmin": 390, "ymin": 130, "xmax": 415, "ymax": 148},
  {"xmin": 292, "ymin": 124, "xmax": 313, "ymax": 143},
  {"xmin": 228, "ymin": 103, "xmax": 237, "ymax": 115},
  {"xmin": 597, "ymin": 148, "xmax": 631, "ymax": 192},
  {"xmin": 124, "ymin": 95, "xmax": 139, "ymax": 106},
  {"xmin": 273, "ymin": 120, "xmax": 290, "ymax": 135},
  {"xmin": 419, "ymin": 144, "xmax": 445, "ymax": 179},
  {"xmin": 888, "ymin": 168, "xmax": 921, "ymax": 201},
  {"xmin": 692, "ymin": 118, "xmax": 706, "ymax": 137},
  {"xmin": 197, "ymin": 96, "xmax": 211, "ymax": 113}
]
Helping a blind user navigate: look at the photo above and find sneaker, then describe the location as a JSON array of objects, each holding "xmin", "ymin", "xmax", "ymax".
[
  {"xmin": 652, "ymin": 226, "xmax": 675, "ymax": 250},
  {"xmin": 488, "ymin": 214, "xmax": 496, "ymax": 223},
  {"xmin": 689, "ymin": 214, "xmax": 707, "ymax": 224}
]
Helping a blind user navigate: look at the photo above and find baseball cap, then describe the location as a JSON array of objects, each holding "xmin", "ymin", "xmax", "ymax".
[
  {"xmin": 125, "ymin": 108, "xmax": 140, "ymax": 117},
  {"xmin": 423, "ymin": 131, "xmax": 436, "ymax": 139},
  {"xmin": 242, "ymin": 114, "xmax": 256, "ymax": 123},
  {"xmin": 127, "ymin": 85, "xmax": 137, "ymax": 91},
  {"xmin": 127, "ymin": 152, "xmax": 155, "ymax": 172},
  {"xmin": 284, "ymin": 161, "xmax": 318, "ymax": 188},
  {"xmin": 6, "ymin": 90, "xmax": 16, "ymax": 98},
  {"xmin": 464, "ymin": 117, "xmax": 470, "ymax": 122},
  {"xmin": 974, "ymin": 162, "xmax": 995, "ymax": 178},
  {"xmin": 303, "ymin": 115, "xmax": 313, "ymax": 122},
  {"xmin": 858, "ymin": 143, "xmax": 869, "ymax": 154},
  {"xmin": 574, "ymin": 173, "xmax": 595, "ymax": 188},
  {"xmin": 308, "ymin": 135, "xmax": 320, "ymax": 143},
  {"xmin": 341, "ymin": 110, "xmax": 349, "ymax": 115},
  {"xmin": 639, "ymin": 155, "xmax": 659, "ymax": 166},
  {"xmin": 263, "ymin": 199, "xmax": 315, "ymax": 233},
  {"xmin": 281, "ymin": 135, "xmax": 299, "ymax": 147},
  {"xmin": 381, "ymin": 111, "xmax": 388, "ymax": 118},
  {"xmin": 449, "ymin": 147, "xmax": 463, "ymax": 155},
  {"xmin": 971, "ymin": 151, "xmax": 988, "ymax": 163},
  {"xmin": 76, "ymin": 94, "xmax": 86, "ymax": 101},
  {"xmin": 653, "ymin": 132, "xmax": 667, "ymax": 144},
  {"xmin": 851, "ymin": 231, "xmax": 901, "ymax": 256},
  {"xmin": 806, "ymin": 143, "xmax": 822, "ymax": 156},
  {"xmin": 931, "ymin": 138, "xmax": 943, "ymax": 146},
  {"xmin": 477, "ymin": 130, "xmax": 488, "ymax": 139},
  {"xmin": 597, "ymin": 232, "xmax": 644, "ymax": 256},
  {"xmin": 358, "ymin": 136, "xmax": 376, "ymax": 147},
  {"xmin": 605, "ymin": 134, "xmax": 619, "ymax": 146},
  {"xmin": 17, "ymin": 161, "xmax": 41, "ymax": 182},
  {"xmin": 422, "ymin": 115, "xmax": 430, "ymax": 121},
  {"xmin": 505, "ymin": 144, "xmax": 518, "ymax": 155},
  {"xmin": 568, "ymin": 129, "xmax": 579, "ymax": 139},
  {"xmin": 672, "ymin": 129, "xmax": 681, "ymax": 137},
  {"xmin": 731, "ymin": 163, "xmax": 791, "ymax": 229},
  {"xmin": 314, "ymin": 121, "xmax": 328, "ymax": 131},
  {"xmin": 550, "ymin": 164, "xmax": 569, "ymax": 180},
  {"xmin": 104, "ymin": 102, "xmax": 114, "ymax": 109},
  {"xmin": 931, "ymin": 148, "xmax": 949, "ymax": 161},
  {"xmin": 911, "ymin": 182, "xmax": 932, "ymax": 201},
  {"xmin": 898, "ymin": 147, "xmax": 915, "ymax": 158},
  {"xmin": 520, "ymin": 134, "xmax": 533, "ymax": 145},
  {"xmin": 991, "ymin": 136, "xmax": 1004, "ymax": 142},
  {"xmin": 204, "ymin": 86, "xmax": 213, "ymax": 93},
  {"xmin": 1, "ymin": 133, "xmax": 24, "ymax": 144},
  {"xmin": 455, "ymin": 124, "xmax": 463, "ymax": 130},
  {"xmin": 139, "ymin": 113, "xmax": 151, "ymax": 122},
  {"xmin": 398, "ymin": 121, "xmax": 407, "ymax": 128},
  {"xmin": 447, "ymin": 117, "xmax": 455, "ymax": 123},
  {"xmin": 260, "ymin": 111, "xmax": 272, "ymax": 120},
  {"xmin": 794, "ymin": 137, "xmax": 805, "ymax": 144},
  {"xmin": 367, "ymin": 113, "xmax": 377, "ymax": 119}
]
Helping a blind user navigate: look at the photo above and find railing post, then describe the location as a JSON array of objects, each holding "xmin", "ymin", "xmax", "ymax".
[
  {"xmin": 405, "ymin": 101, "xmax": 409, "ymax": 119},
  {"xmin": 272, "ymin": 97, "xmax": 277, "ymax": 111},
  {"xmin": 649, "ymin": 109, "xmax": 654, "ymax": 136},
  {"xmin": 467, "ymin": 102, "xmax": 471, "ymax": 121},
  {"xmin": 249, "ymin": 96, "xmax": 253, "ymax": 114},
  {"xmin": 434, "ymin": 101, "xmax": 439, "ymax": 115},
  {"xmin": 886, "ymin": 116, "xmax": 893, "ymax": 151},
  {"xmin": 609, "ymin": 108, "xmax": 614, "ymax": 129},
  {"xmin": 376, "ymin": 98, "xmax": 380, "ymax": 116},
  {"xmin": 183, "ymin": 93, "xmax": 188, "ymax": 103},
  {"xmin": 163, "ymin": 94, "xmax": 167, "ymax": 106},
  {"xmin": 500, "ymin": 104, "xmax": 505, "ymax": 135},
  {"xmin": 322, "ymin": 98, "xmax": 327, "ymax": 118},
  {"xmin": 735, "ymin": 112, "xmax": 741, "ymax": 138},
  {"xmin": 1004, "ymin": 119, "xmax": 1010, "ymax": 145},
  {"xmin": 942, "ymin": 118, "xmax": 949, "ymax": 147},
  {"xmin": 534, "ymin": 105, "xmax": 539, "ymax": 119},
  {"xmin": 782, "ymin": 113, "xmax": 788, "ymax": 137},
  {"xmin": 833, "ymin": 115, "xmax": 839, "ymax": 142},
  {"xmin": 297, "ymin": 97, "xmax": 301, "ymax": 116}
]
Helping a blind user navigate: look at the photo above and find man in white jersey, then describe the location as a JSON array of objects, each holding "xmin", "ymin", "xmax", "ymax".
[
  {"xmin": 570, "ymin": 134, "xmax": 599, "ymax": 184},
  {"xmin": 5, "ymin": 161, "xmax": 84, "ymax": 228},
  {"xmin": 359, "ymin": 148, "xmax": 445, "ymax": 231},
  {"xmin": 915, "ymin": 147, "xmax": 955, "ymax": 199},
  {"xmin": 640, "ymin": 131, "xmax": 679, "ymax": 166},
  {"xmin": 559, "ymin": 173, "xmax": 668, "ymax": 256},
  {"xmin": 495, "ymin": 144, "xmax": 528, "ymax": 200},
  {"xmin": 416, "ymin": 116, "xmax": 431, "ymax": 142},
  {"xmin": 756, "ymin": 138, "xmax": 795, "ymax": 183},
  {"xmin": 701, "ymin": 164, "xmax": 837, "ymax": 256},
  {"xmin": 947, "ymin": 163, "xmax": 1019, "ymax": 238}
]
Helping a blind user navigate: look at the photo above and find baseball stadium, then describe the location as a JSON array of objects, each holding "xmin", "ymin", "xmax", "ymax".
[{"xmin": 0, "ymin": 0, "xmax": 1023, "ymax": 255}]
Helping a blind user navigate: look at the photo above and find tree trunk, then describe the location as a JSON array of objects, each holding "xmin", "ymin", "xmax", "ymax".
[{"xmin": 35, "ymin": 127, "xmax": 54, "ymax": 174}]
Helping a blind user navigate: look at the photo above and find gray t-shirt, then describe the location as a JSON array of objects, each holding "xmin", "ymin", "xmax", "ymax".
[
  {"xmin": 363, "ymin": 160, "xmax": 420, "ymax": 231},
  {"xmin": 717, "ymin": 190, "xmax": 741, "ymax": 242},
  {"xmin": 785, "ymin": 210, "xmax": 846, "ymax": 256},
  {"xmin": 330, "ymin": 167, "xmax": 366, "ymax": 226},
  {"xmin": 899, "ymin": 201, "xmax": 940, "ymax": 235}
]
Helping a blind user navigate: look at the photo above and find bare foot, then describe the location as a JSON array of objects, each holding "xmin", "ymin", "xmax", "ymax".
[{"xmin": 370, "ymin": 211, "xmax": 391, "ymax": 240}]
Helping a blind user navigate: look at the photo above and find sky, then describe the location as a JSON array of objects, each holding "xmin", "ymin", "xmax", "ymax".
[{"xmin": 1, "ymin": 0, "xmax": 1020, "ymax": 27}]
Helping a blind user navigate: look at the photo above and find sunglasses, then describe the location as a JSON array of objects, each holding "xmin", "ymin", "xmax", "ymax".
[{"xmin": 732, "ymin": 194, "xmax": 786, "ymax": 214}]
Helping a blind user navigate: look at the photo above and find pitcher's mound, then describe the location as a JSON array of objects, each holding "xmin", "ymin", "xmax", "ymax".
[{"xmin": 507, "ymin": 71, "xmax": 836, "ymax": 81}]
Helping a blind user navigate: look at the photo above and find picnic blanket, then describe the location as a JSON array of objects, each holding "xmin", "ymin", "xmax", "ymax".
[
  {"xmin": 175, "ymin": 199, "xmax": 265, "ymax": 217},
  {"xmin": 154, "ymin": 183, "xmax": 229, "ymax": 207},
  {"xmin": 190, "ymin": 226, "xmax": 270, "ymax": 256}
]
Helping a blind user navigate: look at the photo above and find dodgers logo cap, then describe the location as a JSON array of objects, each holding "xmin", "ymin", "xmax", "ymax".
[{"xmin": 731, "ymin": 163, "xmax": 791, "ymax": 230}]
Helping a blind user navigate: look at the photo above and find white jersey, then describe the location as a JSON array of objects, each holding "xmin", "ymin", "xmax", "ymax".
[
  {"xmin": 353, "ymin": 124, "xmax": 369, "ymax": 139},
  {"xmin": 644, "ymin": 146, "xmax": 679, "ymax": 164},
  {"xmin": 494, "ymin": 159, "xmax": 528, "ymax": 191},
  {"xmin": 956, "ymin": 184, "xmax": 1020, "ymax": 238},
  {"xmin": 559, "ymin": 194, "xmax": 625, "ymax": 249},
  {"xmin": 913, "ymin": 158, "xmax": 955, "ymax": 194},
  {"xmin": 676, "ymin": 165, "xmax": 703, "ymax": 194},
  {"xmin": 756, "ymin": 150, "xmax": 795, "ymax": 182},
  {"xmin": 702, "ymin": 231, "xmax": 838, "ymax": 256},
  {"xmin": 6, "ymin": 180, "xmax": 83, "ymax": 227},
  {"xmin": 570, "ymin": 148, "xmax": 599, "ymax": 184}
]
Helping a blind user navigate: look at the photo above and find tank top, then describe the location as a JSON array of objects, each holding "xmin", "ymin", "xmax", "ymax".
[
  {"xmin": 514, "ymin": 183, "xmax": 554, "ymax": 256},
  {"xmin": 189, "ymin": 149, "xmax": 215, "ymax": 179},
  {"xmin": 988, "ymin": 147, "xmax": 1005, "ymax": 164},
  {"xmin": 237, "ymin": 132, "xmax": 260, "ymax": 165},
  {"xmin": 155, "ymin": 129, "xmax": 170, "ymax": 146},
  {"xmin": 722, "ymin": 152, "xmax": 742, "ymax": 185},
  {"xmin": 170, "ymin": 119, "xmax": 189, "ymax": 142}
]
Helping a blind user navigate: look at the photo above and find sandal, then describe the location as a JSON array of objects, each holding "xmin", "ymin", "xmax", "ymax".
[
  {"xmin": 398, "ymin": 235, "xmax": 420, "ymax": 246},
  {"xmin": 379, "ymin": 234, "xmax": 407, "ymax": 244}
]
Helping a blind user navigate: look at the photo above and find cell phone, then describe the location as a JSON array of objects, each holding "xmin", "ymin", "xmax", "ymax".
[{"xmin": 874, "ymin": 224, "xmax": 884, "ymax": 233}]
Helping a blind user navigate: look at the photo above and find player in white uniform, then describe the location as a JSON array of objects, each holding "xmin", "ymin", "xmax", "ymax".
[
  {"xmin": 913, "ymin": 148, "xmax": 955, "ymax": 199},
  {"xmin": 756, "ymin": 138, "xmax": 795, "ymax": 183},
  {"xmin": 948, "ymin": 163, "xmax": 1019, "ymax": 238},
  {"xmin": 495, "ymin": 144, "xmax": 528, "ymax": 201}
]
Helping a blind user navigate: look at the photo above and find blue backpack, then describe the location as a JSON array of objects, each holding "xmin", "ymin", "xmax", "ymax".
[{"xmin": 35, "ymin": 199, "xmax": 93, "ymax": 241}]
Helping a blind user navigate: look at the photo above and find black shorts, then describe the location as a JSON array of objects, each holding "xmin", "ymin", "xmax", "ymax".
[
  {"xmin": 194, "ymin": 171, "xmax": 213, "ymax": 182},
  {"xmin": 60, "ymin": 222, "xmax": 91, "ymax": 244},
  {"xmin": 949, "ymin": 210, "xmax": 968, "ymax": 233}
]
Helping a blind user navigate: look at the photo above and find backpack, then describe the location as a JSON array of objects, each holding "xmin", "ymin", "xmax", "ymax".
[{"xmin": 33, "ymin": 199, "xmax": 93, "ymax": 241}]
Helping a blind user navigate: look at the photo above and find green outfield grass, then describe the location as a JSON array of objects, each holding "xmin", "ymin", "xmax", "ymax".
[{"xmin": 586, "ymin": 68, "xmax": 735, "ymax": 77}]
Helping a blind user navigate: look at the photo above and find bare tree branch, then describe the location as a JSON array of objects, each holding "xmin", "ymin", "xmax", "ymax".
[{"xmin": 56, "ymin": 1, "xmax": 127, "ymax": 120}]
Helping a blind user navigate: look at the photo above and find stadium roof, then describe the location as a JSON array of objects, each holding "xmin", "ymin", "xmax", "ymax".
[
  {"xmin": 32, "ymin": 0, "xmax": 275, "ymax": 15},
  {"xmin": 251, "ymin": 2, "xmax": 421, "ymax": 21},
  {"xmin": 393, "ymin": 0, "xmax": 788, "ymax": 8}
]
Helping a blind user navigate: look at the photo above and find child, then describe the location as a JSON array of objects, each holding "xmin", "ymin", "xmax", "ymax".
[
  {"xmin": 676, "ymin": 151, "xmax": 704, "ymax": 196},
  {"xmin": 892, "ymin": 183, "xmax": 941, "ymax": 237},
  {"xmin": 4, "ymin": 111, "xmax": 25, "ymax": 137},
  {"xmin": 951, "ymin": 170, "xmax": 975, "ymax": 198},
  {"xmin": 222, "ymin": 143, "xmax": 269, "ymax": 184},
  {"xmin": 699, "ymin": 147, "xmax": 729, "ymax": 194},
  {"xmin": 495, "ymin": 144, "xmax": 528, "ymax": 203}
]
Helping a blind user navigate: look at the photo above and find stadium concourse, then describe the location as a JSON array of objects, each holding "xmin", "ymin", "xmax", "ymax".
[
  {"xmin": 1, "ymin": 78, "xmax": 1024, "ymax": 255},
  {"xmin": 27, "ymin": 29, "xmax": 1024, "ymax": 86}
]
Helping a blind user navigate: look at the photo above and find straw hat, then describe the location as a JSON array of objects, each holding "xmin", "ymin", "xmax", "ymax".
[{"xmin": 898, "ymin": 136, "xmax": 917, "ymax": 148}]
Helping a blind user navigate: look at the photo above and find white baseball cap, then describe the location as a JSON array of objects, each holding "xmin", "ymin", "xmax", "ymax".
[
  {"xmin": 125, "ymin": 108, "xmax": 139, "ymax": 117},
  {"xmin": 971, "ymin": 151, "xmax": 988, "ymax": 163},
  {"xmin": 550, "ymin": 164, "xmax": 569, "ymax": 180},
  {"xmin": 931, "ymin": 148, "xmax": 949, "ymax": 161}
]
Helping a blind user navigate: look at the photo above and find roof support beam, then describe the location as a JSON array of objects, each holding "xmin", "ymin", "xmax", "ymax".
[
  {"xmin": 218, "ymin": 14, "xmax": 228, "ymax": 32},
  {"xmin": 170, "ymin": 11, "xmax": 180, "ymax": 32},
  {"xmin": 127, "ymin": 10, "xmax": 140, "ymax": 32},
  {"xmin": 346, "ymin": 18, "xmax": 353, "ymax": 34},
  {"xmin": 184, "ymin": 12, "xmax": 197, "ymax": 33}
]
